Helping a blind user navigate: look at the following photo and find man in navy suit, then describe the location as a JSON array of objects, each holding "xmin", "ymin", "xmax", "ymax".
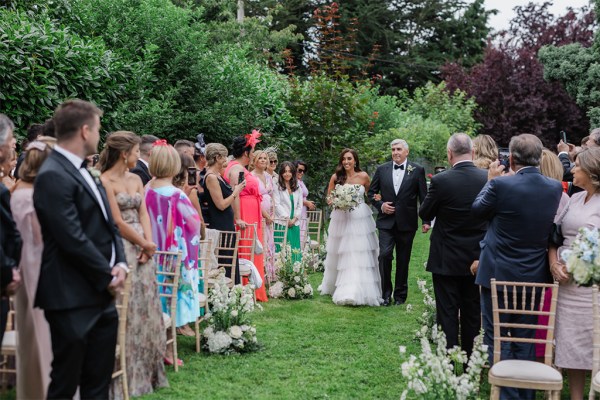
[
  {"xmin": 473, "ymin": 133, "xmax": 562, "ymax": 399},
  {"xmin": 419, "ymin": 133, "xmax": 488, "ymax": 358},
  {"xmin": 130, "ymin": 134, "xmax": 158, "ymax": 185},
  {"xmin": 368, "ymin": 139, "xmax": 429, "ymax": 306}
]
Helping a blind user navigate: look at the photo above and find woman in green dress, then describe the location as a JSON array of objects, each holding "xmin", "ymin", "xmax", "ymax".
[{"xmin": 273, "ymin": 161, "xmax": 303, "ymax": 262}]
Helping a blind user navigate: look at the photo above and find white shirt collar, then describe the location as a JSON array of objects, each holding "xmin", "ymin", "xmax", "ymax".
[
  {"xmin": 393, "ymin": 160, "xmax": 408, "ymax": 169},
  {"xmin": 54, "ymin": 145, "xmax": 85, "ymax": 170},
  {"xmin": 139, "ymin": 158, "xmax": 149, "ymax": 168}
]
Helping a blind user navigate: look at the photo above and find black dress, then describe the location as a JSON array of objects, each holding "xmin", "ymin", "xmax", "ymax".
[{"xmin": 202, "ymin": 173, "xmax": 240, "ymax": 284}]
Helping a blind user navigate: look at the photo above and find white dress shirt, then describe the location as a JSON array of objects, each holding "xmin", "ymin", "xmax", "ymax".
[{"xmin": 392, "ymin": 160, "xmax": 407, "ymax": 195}]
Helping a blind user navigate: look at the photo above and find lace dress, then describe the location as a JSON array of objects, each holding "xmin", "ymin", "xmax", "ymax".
[
  {"xmin": 319, "ymin": 185, "xmax": 382, "ymax": 306},
  {"xmin": 110, "ymin": 192, "xmax": 168, "ymax": 399}
]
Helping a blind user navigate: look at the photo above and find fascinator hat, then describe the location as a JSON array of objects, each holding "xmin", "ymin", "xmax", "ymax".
[
  {"xmin": 195, "ymin": 133, "xmax": 207, "ymax": 157},
  {"xmin": 244, "ymin": 129, "xmax": 261, "ymax": 149}
]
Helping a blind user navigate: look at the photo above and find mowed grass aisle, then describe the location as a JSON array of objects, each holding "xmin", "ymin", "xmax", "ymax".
[{"xmin": 142, "ymin": 233, "xmax": 433, "ymax": 400}]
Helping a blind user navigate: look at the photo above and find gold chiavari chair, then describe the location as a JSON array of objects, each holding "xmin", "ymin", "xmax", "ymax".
[
  {"xmin": 306, "ymin": 209, "xmax": 323, "ymax": 250},
  {"xmin": 195, "ymin": 238, "xmax": 212, "ymax": 353},
  {"xmin": 237, "ymin": 223, "xmax": 257, "ymax": 283},
  {"xmin": 112, "ymin": 273, "xmax": 132, "ymax": 400},
  {"xmin": 208, "ymin": 230, "xmax": 240, "ymax": 289},
  {"xmin": 0, "ymin": 298, "xmax": 16, "ymax": 391}
]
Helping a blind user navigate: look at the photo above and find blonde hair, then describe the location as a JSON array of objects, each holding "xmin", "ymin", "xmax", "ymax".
[
  {"xmin": 473, "ymin": 134, "xmax": 498, "ymax": 169},
  {"xmin": 250, "ymin": 150, "xmax": 268, "ymax": 171},
  {"xmin": 18, "ymin": 136, "xmax": 57, "ymax": 183},
  {"xmin": 540, "ymin": 149, "xmax": 564, "ymax": 182},
  {"xmin": 149, "ymin": 144, "xmax": 180, "ymax": 178},
  {"xmin": 577, "ymin": 147, "xmax": 600, "ymax": 193},
  {"xmin": 205, "ymin": 143, "xmax": 228, "ymax": 167}
]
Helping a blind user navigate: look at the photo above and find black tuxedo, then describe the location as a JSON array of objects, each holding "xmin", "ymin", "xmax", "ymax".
[
  {"xmin": 130, "ymin": 159, "xmax": 151, "ymax": 186},
  {"xmin": 368, "ymin": 160, "xmax": 428, "ymax": 302},
  {"xmin": 34, "ymin": 149, "xmax": 126, "ymax": 399},
  {"xmin": 418, "ymin": 161, "xmax": 488, "ymax": 356}
]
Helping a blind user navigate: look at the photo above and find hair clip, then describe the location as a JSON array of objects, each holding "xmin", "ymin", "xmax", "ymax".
[
  {"xmin": 244, "ymin": 129, "xmax": 261, "ymax": 149},
  {"xmin": 26, "ymin": 141, "xmax": 47, "ymax": 152},
  {"xmin": 153, "ymin": 139, "xmax": 168, "ymax": 147}
]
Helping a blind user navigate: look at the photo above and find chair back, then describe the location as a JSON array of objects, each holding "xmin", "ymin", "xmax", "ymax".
[
  {"xmin": 154, "ymin": 250, "xmax": 182, "ymax": 371},
  {"xmin": 592, "ymin": 285, "xmax": 600, "ymax": 382},
  {"xmin": 306, "ymin": 209, "xmax": 323, "ymax": 245},
  {"xmin": 236, "ymin": 223, "xmax": 256, "ymax": 264},
  {"xmin": 215, "ymin": 230, "xmax": 240, "ymax": 281},
  {"xmin": 272, "ymin": 218, "xmax": 289, "ymax": 252},
  {"xmin": 490, "ymin": 279, "xmax": 559, "ymax": 366},
  {"xmin": 112, "ymin": 273, "xmax": 132, "ymax": 398}
]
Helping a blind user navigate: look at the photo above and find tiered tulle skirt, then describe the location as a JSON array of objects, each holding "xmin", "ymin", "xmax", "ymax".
[{"xmin": 318, "ymin": 204, "xmax": 382, "ymax": 306}]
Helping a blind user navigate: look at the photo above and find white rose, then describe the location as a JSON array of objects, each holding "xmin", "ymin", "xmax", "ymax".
[
  {"xmin": 303, "ymin": 284, "xmax": 313, "ymax": 294},
  {"xmin": 294, "ymin": 276, "xmax": 301, "ymax": 283},
  {"xmin": 229, "ymin": 325, "xmax": 243, "ymax": 339},
  {"xmin": 231, "ymin": 310, "xmax": 238, "ymax": 317},
  {"xmin": 288, "ymin": 288, "xmax": 296, "ymax": 298}
]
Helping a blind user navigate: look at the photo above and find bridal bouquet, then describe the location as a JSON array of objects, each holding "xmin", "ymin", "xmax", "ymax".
[
  {"xmin": 562, "ymin": 227, "xmax": 600, "ymax": 286},
  {"xmin": 201, "ymin": 269, "xmax": 260, "ymax": 354},
  {"xmin": 269, "ymin": 245, "xmax": 313, "ymax": 299},
  {"xmin": 328, "ymin": 184, "xmax": 361, "ymax": 211}
]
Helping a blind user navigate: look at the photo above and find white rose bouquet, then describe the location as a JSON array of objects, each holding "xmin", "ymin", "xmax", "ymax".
[
  {"xmin": 562, "ymin": 227, "xmax": 600, "ymax": 286},
  {"xmin": 328, "ymin": 184, "xmax": 361, "ymax": 211}
]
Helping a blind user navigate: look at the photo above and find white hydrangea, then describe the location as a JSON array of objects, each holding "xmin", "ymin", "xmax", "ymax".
[
  {"xmin": 229, "ymin": 325, "xmax": 243, "ymax": 339},
  {"xmin": 288, "ymin": 288, "xmax": 296, "ymax": 298},
  {"xmin": 207, "ymin": 331, "xmax": 232, "ymax": 353}
]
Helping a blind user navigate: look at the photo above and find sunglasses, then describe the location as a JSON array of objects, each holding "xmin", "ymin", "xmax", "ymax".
[
  {"xmin": 297, "ymin": 169, "xmax": 305, "ymax": 173},
  {"xmin": 270, "ymin": 160, "xmax": 278, "ymax": 164}
]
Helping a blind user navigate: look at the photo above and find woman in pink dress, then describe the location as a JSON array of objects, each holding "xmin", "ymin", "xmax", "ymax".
[
  {"xmin": 251, "ymin": 150, "xmax": 275, "ymax": 283},
  {"xmin": 10, "ymin": 137, "xmax": 55, "ymax": 400},
  {"xmin": 224, "ymin": 131, "xmax": 267, "ymax": 302}
]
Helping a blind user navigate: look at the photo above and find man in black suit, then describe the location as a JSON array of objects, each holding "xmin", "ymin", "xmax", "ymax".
[
  {"xmin": 368, "ymin": 139, "xmax": 429, "ymax": 306},
  {"xmin": 473, "ymin": 133, "xmax": 562, "ymax": 399},
  {"xmin": 130, "ymin": 134, "xmax": 158, "ymax": 185},
  {"xmin": 419, "ymin": 133, "xmax": 488, "ymax": 357},
  {"xmin": 34, "ymin": 100, "xmax": 128, "ymax": 399},
  {"xmin": 0, "ymin": 114, "xmax": 21, "ymax": 345}
]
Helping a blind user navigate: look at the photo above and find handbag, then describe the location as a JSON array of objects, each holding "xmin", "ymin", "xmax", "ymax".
[
  {"xmin": 253, "ymin": 225, "xmax": 264, "ymax": 255},
  {"xmin": 549, "ymin": 201, "xmax": 570, "ymax": 247}
]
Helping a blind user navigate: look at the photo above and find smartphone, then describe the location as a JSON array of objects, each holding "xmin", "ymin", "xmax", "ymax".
[
  {"xmin": 498, "ymin": 148, "xmax": 510, "ymax": 171},
  {"xmin": 560, "ymin": 131, "xmax": 567, "ymax": 143},
  {"xmin": 187, "ymin": 167, "xmax": 197, "ymax": 186},
  {"xmin": 92, "ymin": 154, "xmax": 100, "ymax": 166},
  {"xmin": 238, "ymin": 171, "xmax": 245, "ymax": 184}
]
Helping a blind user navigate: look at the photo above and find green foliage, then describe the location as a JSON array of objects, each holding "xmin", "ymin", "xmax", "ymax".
[{"xmin": 0, "ymin": 8, "xmax": 144, "ymax": 137}]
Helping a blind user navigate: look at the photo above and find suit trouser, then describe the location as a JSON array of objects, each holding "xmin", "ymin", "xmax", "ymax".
[
  {"xmin": 378, "ymin": 227, "xmax": 415, "ymax": 301},
  {"xmin": 432, "ymin": 273, "xmax": 480, "ymax": 358},
  {"xmin": 481, "ymin": 286, "xmax": 536, "ymax": 400},
  {"xmin": 45, "ymin": 303, "xmax": 118, "ymax": 400}
]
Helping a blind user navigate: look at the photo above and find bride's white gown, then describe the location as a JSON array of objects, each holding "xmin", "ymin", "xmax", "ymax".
[{"xmin": 319, "ymin": 184, "xmax": 382, "ymax": 306}]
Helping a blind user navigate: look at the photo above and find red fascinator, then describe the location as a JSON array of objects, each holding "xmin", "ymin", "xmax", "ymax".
[{"xmin": 244, "ymin": 129, "xmax": 261, "ymax": 148}]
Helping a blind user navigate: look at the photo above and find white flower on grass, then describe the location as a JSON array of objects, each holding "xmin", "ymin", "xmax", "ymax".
[
  {"xmin": 269, "ymin": 281, "xmax": 284, "ymax": 298},
  {"xmin": 288, "ymin": 288, "xmax": 296, "ymax": 298},
  {"xmin": 303, "ymin": 284, "xmax": 313, "ymax": 294},
  {"xmin": 229, "ymin": 325, "xmax": 243, "ymax": 339},
  {"xmin": 207, "ymin": 331, "xmax": 232, "ymax": 353},
  {"xmin": 406, "ymin": 304, "xmax": 413, "ymax": 312},
  {"xmin": 399, "ymin": 345, "xmax": 406, "ymax": 354}
]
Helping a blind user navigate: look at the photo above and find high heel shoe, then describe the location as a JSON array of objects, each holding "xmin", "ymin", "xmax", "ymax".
[{"xmin": 163, "ymin": 357, "xmax": 184, "ymax": 366}]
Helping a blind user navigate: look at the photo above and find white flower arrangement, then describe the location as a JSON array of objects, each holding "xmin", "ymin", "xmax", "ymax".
[
  {"xmin": 328, "ymin": 184, "xmax": 361, "ymax": 211},
  {"xmin": 406, "ymin": 164, "xmax": 415, "ymax": 176},
  {"xmin": 414, "ymin": 279, "xmax": 437, "ymax": 342},
  {"xmin": 268, "ymin": 245, "xmax": 313, "ymax": 300},
  {"xmin": 301, "ymin": 238, "xmax": 327, "ymax": 273},
  {"xmin": 562, "ymin": 227, "xmax": 600, "ymax": 286},
  {"xmin": 87, "ymin": 167, "xmax": 101, "ymax": 184},
  {"xmin": 201, "ymin": 269, "xmax": 260, "ymax": 354}
]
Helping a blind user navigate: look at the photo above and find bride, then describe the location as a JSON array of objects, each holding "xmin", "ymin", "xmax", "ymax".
[{"xmin": 318, "ymin": 148, "xmax": 382, "ymax": 306}]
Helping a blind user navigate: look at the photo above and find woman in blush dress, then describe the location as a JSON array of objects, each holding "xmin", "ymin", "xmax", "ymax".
[
  {"xmin": 319, "ymin": 149, "xmax": 381, "ymax": 306},
  {"xmin": 294, "ymin": 160, "xmax": 316, "ymax": 246},
  {"xmin": 251, "ymin": 150, "xmax": 276, "ymax": 283},
  {"xmin": 146, "ymin": 141, "xmax": 202, "ymax": 364},
  {"xmin": 223, "ymin": 131, "xmax": 267, "ymax": 302},
  {"xmin": 10, "ymin": 137, "xmax": 55, "ymax": 400},
  {"xmin": 273, "ymin": 161, "xmax": 303, "ymax": 263},
  {"xmin": 549, "ymin": 147, "xmax": 600, "ymax": 400},
  {"xmin": 99, "ymin": 131, "xmax": 168, "ymax": 398}
]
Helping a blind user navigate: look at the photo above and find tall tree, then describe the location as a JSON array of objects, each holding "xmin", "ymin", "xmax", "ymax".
[{"xmin": 443, "ymin": 2, "xmax": 595, "ymax": 147}]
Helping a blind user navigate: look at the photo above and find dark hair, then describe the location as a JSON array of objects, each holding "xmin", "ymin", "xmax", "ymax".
[
  {"xmin": 42, "ymin": 118, "xmax": 55, "ymax": 137},
  {"xmin": 174, "ymin": 139, "xmax": 194, "ymax": 151},
  {"xmin": 140, "ymin": 134, "xmax": 159, "ymax": 157},
  {"xmin": 231, "ymin": 136, "xmax": 252, "ymax": 159},
  {"xmin": 278, "ymin": 161, "xmax": 298, "ymax": 191},
  {"xmin": 294, "ymin": 160, "xmax": 308, "ymax": 173},
  {"xmin": 53, "ymin": 99, "xmax": 103, "ymax": 141},
  {"xmin": 27, "ymin": 124, "xmax": 44, "ymax": 142},
  {"xmin": 98, "ymin": 131, "xmax": 141, "ymax": 173},
  {"xmin": 173, "ymin": 153, "xmax": 195, "ymax": 188},
  {"xmin": 334, "ymin": 148, "xmax": 361, "ymax": 185}
]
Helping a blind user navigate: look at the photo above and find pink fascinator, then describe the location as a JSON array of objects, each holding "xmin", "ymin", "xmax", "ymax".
[
  {"xmin": 244, "ymin": 129, "xmax": 261, "ymax": 148},
  {"xmin": 153, "ymin": 139, "xmax": 168, "ymax": 147},
  {"xmin": 26, "ymin": 141, "xmax": 47, "ymax": 152}
]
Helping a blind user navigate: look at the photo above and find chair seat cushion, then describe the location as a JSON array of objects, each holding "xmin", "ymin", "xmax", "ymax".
[
  {"xmin": 310, "ymin": 240, "xmax": 319, "ymax": 250},
  {"xmin": 198, "ymin": 293, "xmax": 207, "ymax": 304},
  {"xmin": 239, "ymin": 262, "xmax": 251, "ymax": 276},
  {"xmin": 490, "ymin": 360, "xmax": 562, "ymax": 383},
  {"xmin": 1, "ymin": 331, "xmax": 16, "ymax": 349},
  {"xmin": 162, "ymin": 312, "xmax": 171, "ymax": 328}
]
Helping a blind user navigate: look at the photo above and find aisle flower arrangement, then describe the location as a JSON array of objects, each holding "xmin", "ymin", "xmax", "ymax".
[
  {"xmin": 302, "ymin": 241, "xmax": 327, "ymax": 273},
  {"xmin": 202, "ymin": 269, "xmax": 260, "ymax": 354},
  {"xmin": 414, "ymin": 279, "xmax": 437, "ymax": 342},
  {"xmin": 562, "ymin": 227, "xmax": 600, "ymax": 286},
  {"xmin": 268, "ymin": 245, "xmax": 314, "ymax": 299}
]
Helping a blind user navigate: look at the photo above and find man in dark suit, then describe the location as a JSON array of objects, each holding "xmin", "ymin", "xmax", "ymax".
[
  {"xmin": 419, "ymin": 133, "xmax": 488, "ymax": 357},
  {"xmin": 368, "ymin": 139, "xmax": 429, "ymax": 306},
  {"xmin": 473, "ymin": 133, "xmax": 562, "ymax": 399},
  {"xmin": 34, "ymin": 100, "xmax": 128, "ymax": 399},
  {"xmin": 130, "ymin": 134, "xmax": 158, "ymax": 185}
]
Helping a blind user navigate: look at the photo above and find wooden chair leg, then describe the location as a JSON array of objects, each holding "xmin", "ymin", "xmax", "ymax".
[
  {"xmin": 172, "ymin": 325, "xmax": 178, "ymax": 373},
  {"xmin": 490, "ymin": 385, "xmax": 500, "ymax": 400},
  {"xmin": 551, "ymin": 390, "xmax": 560, "ymax": 400},
  {"xmin": 195, "ymin": 317, "xmax": 201, "ymax": 353}
]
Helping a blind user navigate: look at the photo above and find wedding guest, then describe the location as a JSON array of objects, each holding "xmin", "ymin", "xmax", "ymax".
[
  {"xmin": 174, "ymin": 153, "xmax": 206, "ymax": 239},
  {"xmin": 11, "ymin": 137, "xmax": 55, "ymax": 400},
  {"xmin": 549, "ymin": 147, "xmax": 600, "ymax": 400},
  {"xmin": 1, "ymin": 148, "xmax": 17, "ymax": 190},
  {"xmin": 99, "ymin": 131, "xmax": 168, "ymax": 397},
  {"xmin": 587, "ymin": 128, "xmax": 600, "ymax": 147},
  {"xmin": 202, "ymin": 143, "xmax": 245, "ymax": 284},
  {"xmin": 0, "ymin": 114, "xmax": 21, "ymax": 348},
  {"xmin": 193, "ymin": 134, "xmax": 210, "ymax": 224},
  {"xmin": 295, "ymin": 160, "xmax": 316, "ymax": 246},
  {"xmin": 266, "ymin": 148, "xmax": 278, "ymax": 180},
  {"xmin": 146, "ymin": 141, "xmax": 201, "ymax": 355},
  {"xmin": 130, "ymin": 134, "xmax": 159, "ymax": 186},
  {"xmin": 273, "ymin": 161, "xmax": 303, "ymax": 262},
  {"xmin": 224, "ymin": 132, "xmax": 267, "ymax": 302},
  {"xmin": 14, "ymin": 123, "xmax": 43, "ymax": 180},
  {"xmin": 472, "ymin": 134, "xmax": 498, "ymax": 170},
  {"xmin": 252, "ymin": 151, "xmax": 276, "ymax": 282},
  {"xmin": 174, "ymin": 139, "xmax": 195, "ymax": 158}
]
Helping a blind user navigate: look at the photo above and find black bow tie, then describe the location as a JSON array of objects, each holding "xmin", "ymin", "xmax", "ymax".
[
  {"xmin": 80, "ymin": 159, "xmax": 89, "ymax": 169},
  {"xmin": 394, "ymin": 164, "xmax": 404, "ymax": 170}
]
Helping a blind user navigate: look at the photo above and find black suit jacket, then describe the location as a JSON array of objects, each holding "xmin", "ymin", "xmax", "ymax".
[
  {"xmin": 473, "ymin": 167, "xmax": 562, "ymax": 288},
  {"xmin": 419, "ymin": 162, "xmax": 488, "ymax": 276},
  {"xmin": 130, "ymin": 159, "xmax": 151, "ymax": 186},
  {"xmin": 0, "ymin": 183, "xmax": 21, "ymax": 290},
  {"xmin": 33, "ymin": 151, "xmax": 126, "ymax": 310},
  {"xmin": 368, "ymin": 160, "xmax": 429, "ymax": 231}
]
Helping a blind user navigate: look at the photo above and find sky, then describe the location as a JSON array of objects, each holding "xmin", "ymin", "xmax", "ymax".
[{"xmin": 484, "ymin": 0, "xmax": 592, "ymax": 31}]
